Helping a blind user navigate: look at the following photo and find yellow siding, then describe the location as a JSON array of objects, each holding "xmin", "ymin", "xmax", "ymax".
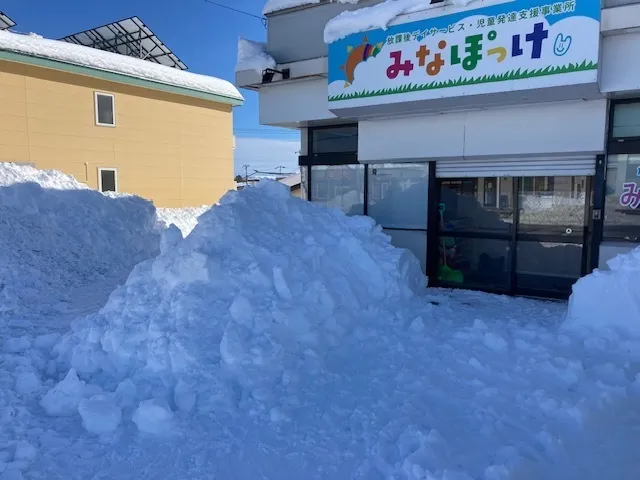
[{"xmin": 0, "ymin": 60, "xmax": 235, "ymax": 207}]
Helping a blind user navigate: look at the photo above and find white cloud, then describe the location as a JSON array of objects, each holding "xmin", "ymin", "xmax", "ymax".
[{"xmin": 234, "ymin": 136, "xmax": 300, "ymax": 177}]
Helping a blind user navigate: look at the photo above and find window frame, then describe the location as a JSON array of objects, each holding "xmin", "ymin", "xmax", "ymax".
[
  {"xmin": 98, "ymin": 167, "xmax": 118, "ymax": 193},
  {"xmin": 94, "ymin": 92, "xmax": 116, "ymax": 127},
  {"xmin": 604, "ymin": 99, "xmax": 640, "ymax": 242},
  {"xmin": 307, "ymin": 124, "xmax": 358, "ymax": 156}
]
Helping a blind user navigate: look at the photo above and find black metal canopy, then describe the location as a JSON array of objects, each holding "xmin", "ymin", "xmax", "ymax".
[
  {"xmin": 0, "ymin": 12, "xmax": 16, "ymax": 30},
  {"xmin": 59, "ymin": 16, "xmax": 187, "ymax": 70}
]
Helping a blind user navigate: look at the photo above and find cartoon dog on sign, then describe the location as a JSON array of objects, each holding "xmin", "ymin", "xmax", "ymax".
[{"xmin": 340, "ymin": 36, "xmax": 384, "ymax": 87}]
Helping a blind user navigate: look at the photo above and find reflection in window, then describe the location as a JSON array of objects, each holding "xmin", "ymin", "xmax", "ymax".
[
  {"xmin": 368, "ymin": 163, "xmax": 428, "ymax": 229},
  {"xmin": 438, "ymin": 177, "xmax": 514, "ymax": 233},
  {"xmin": 612, "ymin": 102, "xmax": 640, "ymax": 138},
  {"xmin": 516, "ymin": 241, "xmax": 583, "ymax": 294},
  {"xmin": 604, "ymin": 154, "xmax": 640, "ymax": 241},
  {"xmin": 310, "ymin": 165, "xmax": 365, "ymax": 215},
  {"xmin": 310, "ymin": 125, "xmax": 358, "ymax": 154},
  {"xmin": 518, "ymin": 176, "xmax": 587, "ymax": 228}
]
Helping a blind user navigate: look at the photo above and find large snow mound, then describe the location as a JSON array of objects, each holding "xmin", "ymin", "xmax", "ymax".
[
  {"xmin": 0, "ymin": 163, "xmax": 161, "ymax": 317},
  {"xmin": 566, "ymin": 246, "xmax": 640, "ymax": 335},
  {"xmin": 52, "ymin": 180, "xmax": 424, "ymax": 431},
  {"xmin": 156, "ymin": 205, "xmax": 210, "ymax": 237},
  {"xmin": 0, "ymin": 30, "xmax": 242, "ymax": 102}
]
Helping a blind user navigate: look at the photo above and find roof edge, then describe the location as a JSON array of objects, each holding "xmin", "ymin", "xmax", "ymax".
[{"xmin": 0, "ymin": 50, "xmax": 244, "ymax": 107}]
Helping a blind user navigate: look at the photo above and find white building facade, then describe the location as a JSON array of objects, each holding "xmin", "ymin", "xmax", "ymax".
[{"xmin": 238, "ymin": 0, "xmax": 640, "ymax": 298}]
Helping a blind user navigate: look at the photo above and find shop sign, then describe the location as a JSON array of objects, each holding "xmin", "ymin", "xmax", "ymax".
[
  {"xmin": 328, "ymin": 0, "xmax": 600, "ymax": 108},
  {"xmin": 620, "ymin": 182, "xmax": 640, "ymax": 209}
]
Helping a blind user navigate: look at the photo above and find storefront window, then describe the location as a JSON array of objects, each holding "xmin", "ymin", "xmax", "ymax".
[
  {"xmin": 367, "ymin": 163, "xmax": 428, "ymax": 229},
  {"xmin": 309, "ymin": 125, "xmax": 358, "ymax": 154},
  {"xmin": 604, "ymin": 154, "xmax": 640, "ymax": 241},
  {"xmin": 310, "ymin": 165, "xmax": 365, "ymax": 215}
]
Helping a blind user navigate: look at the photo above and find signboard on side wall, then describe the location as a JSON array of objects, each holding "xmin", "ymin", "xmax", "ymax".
[{"xmin": 327, "ymin": 0, "xmax": 601, "ymax": 110}]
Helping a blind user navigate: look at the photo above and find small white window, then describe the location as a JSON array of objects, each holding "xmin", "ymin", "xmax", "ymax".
[
  {"xmin": 94, "ymin": 92, "xmax": 115, "ymax": 127},
  {"xmin": 98, "ymin": 168, "xmax": 118, "ymax": 193}
]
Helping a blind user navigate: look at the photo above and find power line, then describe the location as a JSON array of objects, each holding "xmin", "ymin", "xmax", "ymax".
[{"xmin": 201, "ymin": 0, "xmax": 266, "ymax": 22}]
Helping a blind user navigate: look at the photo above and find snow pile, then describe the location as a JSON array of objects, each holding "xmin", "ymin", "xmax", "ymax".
[
  {"xmin": 324, "ymin": 0, "xmax": 474, "ymax": 43},
  {"xmin": 264, "ymin": 0, "xmax": 359, "ymax": 15},
  {"xmin": 0, "ymin": 30, "xmax": 243, "ymax": 102},
  {"xmin": 566, "ymin": 247, "xmax": 640, "ymax": 335},
  {"xmin": 0, "ymin": 163, "xmax": 160, "ymax": 317},
  {"xmin": 156, "ymin": 205, "xmax": 210, "ymax": 237},
  {"xmin": 235, "ymin": 38, "xmax": 276, "ymax": 73},
  {"xmin": 50, "ymin": 180, "xmax": 424, "ymax": 434}
]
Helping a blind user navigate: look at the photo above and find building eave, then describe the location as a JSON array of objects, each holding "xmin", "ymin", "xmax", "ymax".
[{"xmin": 0, "ymin": 50, "xmax": 244, "ymax": 107}]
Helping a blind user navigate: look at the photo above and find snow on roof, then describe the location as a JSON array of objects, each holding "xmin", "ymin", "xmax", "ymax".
[
  {"xmin": 263, "ymin": 0, "xmax": 360, "ymax": 15},
  {"xmin": 0, "ymin": 29, "xmax": 243, "ymax": 102},
  {"xmin": 278, "ymin": 173, "xmax": 302, "ymax": 188},
  {"xmin": 325, "ymin": 0, "xmax": 473, "ymax": 43},
  {"xmin": 235, "ymin": 38, "xmax": 276, "ymax": 73}
]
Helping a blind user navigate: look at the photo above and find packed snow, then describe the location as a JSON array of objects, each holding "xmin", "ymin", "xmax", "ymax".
[
  {"xmin": 324, "ymin": 0, "xmax": 474, "ymax": 43},
  {"xmin": 156, "ymin": 205, "xmax": 210, "ymax": 237},
  {"xmin": 263, "ymin": 0, "xmax": 360, "ymax": 15},
  {"xmin": 236, "ymin": 38, "xmax": 276, "ymax": 73},
  {"xmin": 0, "ymin": 163, "xmax": 161, "ymax": 325},
  {"xmin": 1, "ymin": 166, "xmax": 640, "ymax": 479},
  {"xmin": 567, "ymin": 246, "xmax": 640, "ymax": 335},
  {"xmin": 0, "ymin": 30, "xmax": 243, "ymax": 102}
]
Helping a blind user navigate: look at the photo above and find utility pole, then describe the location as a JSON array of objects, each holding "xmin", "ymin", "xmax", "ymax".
[
  {"xmin": 275, "ymin": 165, "xmax": 286, "ymax": 176},
  {"xmin": 243, "ymin": 164, "xmax": 250, "ymax": 186}
]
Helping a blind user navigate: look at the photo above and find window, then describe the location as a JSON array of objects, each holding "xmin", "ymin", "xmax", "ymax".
[
  {"xmin": 309, "ymin": 125, "xmax": 357, "ymax": 154},
  {"xmin": 611, "ymin": 102, "xmax": 640, "ymax": 139},
  {"xmin": 604, "ymin": 154, "xmax": 640, "ymax": 241},
  {"xmin": 310, "ymin": 165, "xmax": 364, "ymax": 215},
  {"xmin": 94, "ymin": 92, "xmax": 115, "ymax": 126},
  {"xmin": 98, "ymin": 168, "xmax": 118, "ymax": 193}
]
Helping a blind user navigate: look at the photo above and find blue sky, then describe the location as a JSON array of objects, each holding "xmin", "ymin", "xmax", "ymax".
[{"xmin": 2, "ymin": 0, "xmax": 300, "ymax": 176}]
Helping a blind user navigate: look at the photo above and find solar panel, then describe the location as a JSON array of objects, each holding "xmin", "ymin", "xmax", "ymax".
[
  {"xmin": 0, "ymin": 12, "xmax": 16, "ymax": 30},
  {"xmin": 59, "ymin": 16, "xmax": 187, "ymax": 70}
]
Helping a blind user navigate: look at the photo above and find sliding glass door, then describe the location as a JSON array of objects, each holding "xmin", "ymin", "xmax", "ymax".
[{"xmin": 435, "ymin": 176, "xmax": 590, "ymax": 298}]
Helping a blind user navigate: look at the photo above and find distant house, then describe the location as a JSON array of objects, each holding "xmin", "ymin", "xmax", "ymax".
[
  {"xmin": 235, "ymin": 173, "xmax": 302, "ymax": 197},
  {"xmin": 0, "ymin": 17, "xmax": 243, "ymax": 207}
]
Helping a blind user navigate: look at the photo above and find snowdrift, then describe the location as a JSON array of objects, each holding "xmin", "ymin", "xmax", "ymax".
[
  {"xmin": 567, "ymin": 246, "xmax": 640, "ymax": 335},
  {"xmin": 0, "ymin": 163, "xmax": 161, "ymax": 316},
  {"xmin": 51, "ymin": 181, "xmax": 424, "ymax": 432}
]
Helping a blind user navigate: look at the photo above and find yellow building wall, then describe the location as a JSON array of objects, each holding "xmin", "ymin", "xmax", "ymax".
[{"xmin": 0, "ymin": 60, "xmax": 235, "ymax": 207}]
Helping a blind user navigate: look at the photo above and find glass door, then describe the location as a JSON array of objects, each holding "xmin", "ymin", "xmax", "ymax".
[
  {"xmin": 515, "ymin": 176, "xmax": 589, "ymax": 297},
  {"xmin": 434, "ymin": 175, "xmax": 591, "ymax": 298},
  {"xmin": 436, "ymin": 177, "xmax": 514, "ymax": 292}
]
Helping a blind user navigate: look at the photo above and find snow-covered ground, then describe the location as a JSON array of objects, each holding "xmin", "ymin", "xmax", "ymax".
[{"xmin": 1, "ymin": 165, "xmax": 639, "ymax": 479}]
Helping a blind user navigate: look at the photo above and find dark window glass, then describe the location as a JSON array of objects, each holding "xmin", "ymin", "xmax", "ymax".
[
  {"xmin": 604, "ymin": 154, "xmax": 640, "ymax": 241},
  {"xmin": 96, "ymin": 94, "xmax": 114, "ymax": 126},
  {"xmin": 612, "ymin": 102, "xmax": 640, "ymax": 138},
  {"xmin": 100, "ymin": 169, "xmax": 116, "ymax": 192},
  {"xmin": 439, "ymin": 177, "xmax": 514, "ymax": 233},
  {"xmin": 438, "ymin": 237, "xmax": 510, "ymax": 290},
  {"xmin": 310, "ymin": 165, "xmax": 364, "ymax": 215},
  {"xmin": 516, "ymin": 241, "xmax": 583, "ymax": 295},
  {"xmin": 310, "ymin": 125, "xmax": 357, "ymax": 154}
]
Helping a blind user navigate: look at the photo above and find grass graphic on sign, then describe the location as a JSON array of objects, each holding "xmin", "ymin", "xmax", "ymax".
[{"xmin": 328, "ymin": 60, "xmax": 597, "ymax": 102}]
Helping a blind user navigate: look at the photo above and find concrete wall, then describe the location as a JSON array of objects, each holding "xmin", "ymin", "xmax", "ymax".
[
  {"xmin": 358, "ymin": 100, "xmax": 608, "ymax": 162},
  {"xmin": 0, "ymin": 60, "xmax": 235, "ymax": 208},
  {"xmin": 266, "ymin": 0, "xmax": 383, "ymax": 63},
  {"xmin": 259, "ymin": 79, "xmax": 336, "ymax": 127}
]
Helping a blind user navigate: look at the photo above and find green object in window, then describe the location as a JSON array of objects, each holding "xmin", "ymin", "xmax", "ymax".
[{"xmin": 438, "ymin": 265, "xmax": 464, "ymax": 284}]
